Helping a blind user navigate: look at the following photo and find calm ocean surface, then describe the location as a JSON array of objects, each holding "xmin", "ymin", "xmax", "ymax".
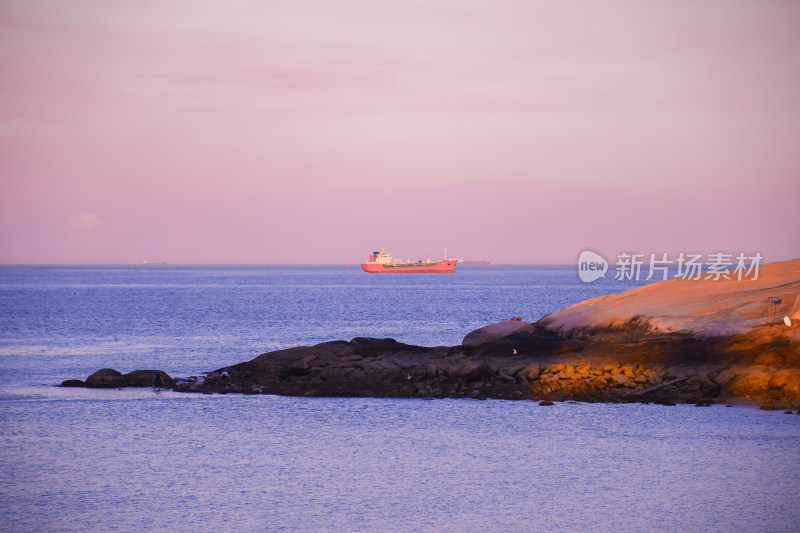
[{"xmin": 1, "ymin": 265, "xmax": 798, "ymax": 532}]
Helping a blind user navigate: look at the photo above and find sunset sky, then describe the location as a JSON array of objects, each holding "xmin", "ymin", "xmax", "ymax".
[{"xmin": 1, "ymin": 0, "xmax": 798, "ymax": 264}]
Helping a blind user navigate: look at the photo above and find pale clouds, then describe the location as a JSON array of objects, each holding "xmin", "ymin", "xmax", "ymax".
[{"xmin": 66, "ymin": 211, "xmax": 103, "ymax": 230}]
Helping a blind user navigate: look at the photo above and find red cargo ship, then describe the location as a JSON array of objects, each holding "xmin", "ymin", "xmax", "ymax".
[{"xmin": 361, "ymin": 247, "xmax": 457, "ymax": 273}]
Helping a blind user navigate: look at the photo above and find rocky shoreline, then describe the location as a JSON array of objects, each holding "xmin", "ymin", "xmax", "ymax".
[{"xmin": 63, "ymin": 259, "xmax": 800, "ymax": 409}]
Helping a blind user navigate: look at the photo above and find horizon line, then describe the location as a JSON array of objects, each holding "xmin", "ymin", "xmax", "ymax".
[{"xmin": 1, "ymin": 258, "xmax": 797, "ymax": 267}]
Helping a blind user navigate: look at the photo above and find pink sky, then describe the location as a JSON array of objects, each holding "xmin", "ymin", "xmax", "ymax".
[{"xmin": 1, "ymin": 1, "xmax": 798, "ymax": 264}]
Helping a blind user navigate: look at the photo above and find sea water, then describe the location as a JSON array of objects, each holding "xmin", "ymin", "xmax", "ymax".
[{"xmin": 1, "ymin": 265, "xmax": 798, "ymax": 532}]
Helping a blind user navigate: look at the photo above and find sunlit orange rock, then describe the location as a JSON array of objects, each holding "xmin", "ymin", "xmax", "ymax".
[{"xmin": 539, "ymin": 259, "xmax": 800, "ymax": 337}]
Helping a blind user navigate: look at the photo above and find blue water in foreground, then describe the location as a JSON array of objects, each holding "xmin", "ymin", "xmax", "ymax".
[{"xmin": 1, "ymin": 265, "xmax": 799, "ymax": 532}]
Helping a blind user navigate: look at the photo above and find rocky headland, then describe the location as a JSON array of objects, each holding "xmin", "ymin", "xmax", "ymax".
[{"xmin": 65, "ymin": 259, "xmax": 800, "ymax": 407}]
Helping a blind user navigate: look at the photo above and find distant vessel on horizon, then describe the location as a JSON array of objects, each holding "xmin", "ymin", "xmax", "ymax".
[
  {"xmin": 139, "ymin": 260, "xmax": 167, "ymax": 265},
  {"xmin": 361, "ymin": 247, "xmax": 457, "ymax": 273}
]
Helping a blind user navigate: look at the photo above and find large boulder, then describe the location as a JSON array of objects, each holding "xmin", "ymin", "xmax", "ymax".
[
  {"xmin": 538, "ymin": 259, "xmax": 800, "ymax": 337},
  {"xmin": 85, "ymin": 368, "xmax": 128, "ymax": 388},
  {"xmin": 462, "ymin": 320, "xmax": 535, "ymax": 347},
  {"xmin": 768, "ymin": 368, "xmax": 800, "ymax": 398},
  {"xmin": 725, "ymin": 369, "xmax": 772, "ymax": 399},
  {"xmin": 124, "ymin": 370, "xmax": 175, "ymax": 388}
]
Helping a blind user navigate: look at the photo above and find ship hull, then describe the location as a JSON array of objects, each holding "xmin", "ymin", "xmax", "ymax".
[{"xmin": 361, "ymin": 260, "xmax": 457, "ymax": 273}]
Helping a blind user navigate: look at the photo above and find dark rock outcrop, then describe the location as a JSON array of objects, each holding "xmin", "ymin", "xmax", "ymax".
[
  {"xmin": 63, "ymin": 369, "xmax": 175, "ymax": 389},
  {"xmin": 85, "ymin": 368, "xmax": 128, "ymax": 388},
  {"xmin": 124, "ymin": 370, "xmax": 174, "ymax": 388},
  {"xmin": 172, "ymin": 338, "xmax": 535, "ymax": 400},
  {"xmin": 462, "ymin": 320, "xmax": 535, "ymax": 347}
]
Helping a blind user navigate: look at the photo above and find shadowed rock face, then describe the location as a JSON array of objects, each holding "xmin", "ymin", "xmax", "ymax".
[
  {"xmin": 169, "ymin": 332, "xmax": 755, "ymax": 404},
  {"xmin": 124, "ymin": 370, "xmax": 175, "ymax": 388},
  {"xmin": 462, "ymin": 320, "xmax": 535, "ymax": 347},
  {"xmin": 66, "ymin": 369, "xmax": 174, "ymax": 389},
  {"xmin": 173, "ymin": 339, "xmax": 536, "ymax": 400}
]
